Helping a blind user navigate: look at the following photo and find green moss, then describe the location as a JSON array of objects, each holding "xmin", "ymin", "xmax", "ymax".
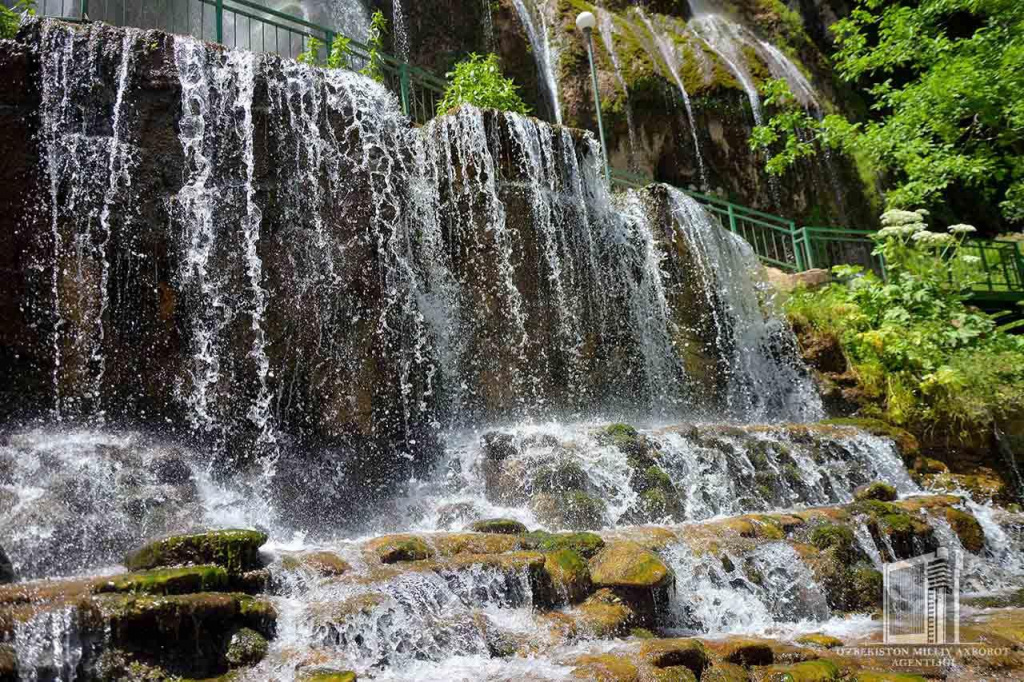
[
  {"xmin": 630, "ymin": 627, "xmax": 656, "ymax": 639},
  {"xmin": 852, "ymin": 673, "xmax": 928, "ymax": 682},
  {"xmin": 521, "ymin": 531, "xmax": 605, "ymax": 558},
  {"xmin": 945, "ymin": 508, "xmax": 985, "ymax": 553},
  {"xmin": 124, "ymin": 530, "xmax": 267, "ymax": 575},
  {"xmin": 542, "ymin": 548, "xmax": 592, "ymax": 604},
  {"xmin": 225, "ymin": 627, "xmax": 268, "ymax": 667},
  {"xmin": 809, "ymin": 524, "xmax": 855, "ymax": 556},
  {"xmin": 852, "ymin": 499, "xmax": 900, "ymax": 518},
  {"xmin": 820, "ymin": 418, "xmax": 920, "ymax": 460},
  {"xmin": 590, "ymin": 541, "xmax": 672, "ymax": 589},
  {"xmin": 95, "ymin": 565, "xmax": 229, "ymax": 596},
  {"xmin": 854, "ymin": 482, "xmax": 898, "ymax": 502},
  {"xmin": 366, "ymin": 535, "xmax": 435, "ymax": 564},
  {"xmin": 796, "ymin": 633, "xmax": 843, "ymax": 649},
  {"xmin": 297, "ymin": 671, "xmax": 357, "ymax": 682},
  {"xmin": 237, "ymin": 596, "xmax": 278, "ymax": 637},
  {"xmin": 766, "ymin": 659, "xmax": 841, "ymax": 681},
  {"xmin": 531, "ymin": 460, "xmax": 587, "ymax": 492},
  {"xmin": 469, "ymin": 518, "xmax": 527, "ymax": 535}
]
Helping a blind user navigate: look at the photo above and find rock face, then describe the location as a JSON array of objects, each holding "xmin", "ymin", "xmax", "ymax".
[{"xmin": 0, "ymin": 546, "xmax": 12, "ymax": 584}]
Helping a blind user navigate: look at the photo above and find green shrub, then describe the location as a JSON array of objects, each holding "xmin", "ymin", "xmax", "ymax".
[
  {"xmin": 296, "ymin": 37, "xmax": 323, "ymax": 66},
  {"xmin": 1, "ymin": 0, "xmax": 34, "ymax": 40},
  {"xmin": 360, "ymin": 10, "xmax": 388, "ymax": 83},
  {"xmin": 297, "ymin": 34, "xmax": 353, "ymax": 70},
  {"xmin": 436, "ymin": 53, "xmax": 529, "ymax": 116},
  {"xmin": 786, "ymin": 211, "xmax": 1024, "ymax": 441}
]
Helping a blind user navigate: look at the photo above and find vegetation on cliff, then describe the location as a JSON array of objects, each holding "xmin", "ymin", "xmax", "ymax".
[
  {"xmin": 437, "ymin": 53, "xmax": 530, "ymax": 115},
  {"xmin": 752, "ymin": 0, "xmax": 1024, "ymax": 227},
  {"xmin": 787, "ymin": 209, "xmax": 1024, "ymax": 442}
]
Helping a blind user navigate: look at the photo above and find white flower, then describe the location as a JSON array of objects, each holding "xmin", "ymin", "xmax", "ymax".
[
  {"xmin": 880, "ymin": 209, "xmax": 928, "ymax": 228},
  {"xmin": 947, "ymin": 224, "xmax": 977, "ymax": 234},
  {"xmin": 962, "ymin": 255, "xmax": 981, "ymax": 264},
  {"xmin": 911, "ymin": 231, "xmax": 954, "ymax": 247},
  {"xmin": 876, "ymin": 223, "xmax": 924, "ymax": 239}
]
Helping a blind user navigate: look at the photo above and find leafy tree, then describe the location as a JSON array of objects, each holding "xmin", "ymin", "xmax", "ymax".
[
  {"xmin": 436, "ymin": 53, "xmax": 529, "ymax": 116},
  {"xmin": 1, "ymin": 0, "xmax": 35, "ymax": 40},
  {"xmin": 751, "ymin": 0, "xmax": 1024, "ymax": 226}
]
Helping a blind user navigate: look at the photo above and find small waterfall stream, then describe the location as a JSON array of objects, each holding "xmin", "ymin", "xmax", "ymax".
[
  {"xmin": 511, "ymin": 0, "xmax": 562, "ymax": 124},
  {"xmin": 597, "ymin": 8, "xmax": 639, "ymax": 169}
]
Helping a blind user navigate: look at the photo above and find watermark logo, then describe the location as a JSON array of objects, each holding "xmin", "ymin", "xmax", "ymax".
[{"xmin": 883, "ymin": 547, "xmax": 961, "ymax": 644}]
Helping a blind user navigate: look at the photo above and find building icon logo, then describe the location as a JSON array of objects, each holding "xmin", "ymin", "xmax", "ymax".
[{"xmin": 883, "ymin": 547, "xmax": 962, "ymax": 644}]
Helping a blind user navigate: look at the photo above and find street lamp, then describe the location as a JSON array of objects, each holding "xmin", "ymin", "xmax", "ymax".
[{"xmin": 575, "ymin": 11, "xmax": 611, "ymax": 186}]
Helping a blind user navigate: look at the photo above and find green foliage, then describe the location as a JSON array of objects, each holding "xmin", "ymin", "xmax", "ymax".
[
  {"xmin": 296, "ymin": 37, "xmax": 323, "ymax": 66},
  {"xmin": 436, "ymin": 53, "xmax": 529, "ymax": 116},
  {"xmin": 787, "ymin": 209, "xmax": 1024, "ymax": 439},
  {"xmin": 360, "ymin": 10, "xmax": 389, "ymax": 83},
  {"xmin": 327, "ymin": 34, "xmax": 352, "ymax": 70},
  {"xmin": 1, "ymin": 0, "xmax": 34, "ymax": 40},
  {"xmin": 751, "ymin": 1, "xmax": 1024, "ymax": 225}
]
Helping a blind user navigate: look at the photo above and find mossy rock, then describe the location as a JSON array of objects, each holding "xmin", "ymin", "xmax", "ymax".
[
  {"xmin": 630, "ymin": 627, "xmax": 657, "ymax": 639},
  {"xmin": 962, "ymin": 587, "xmax": 1024, "ymax": 609},
  {"xmin": 237, "ymin": 595, "xmax": 278, "ymax": 636},
  {"xmin": 573, "ymin": 587, "xmax": 637, "ymax": 638},
  {"xmin": 124, "ymin": 530, "xmax": 267, "ymax": 575},
  {"xmin": 820, "ymin": 418, "xmax": 920, "ymax": 460},
  {"xmin": 297, "ymin": 670, "xmax": 357, "ymax": 682},
  {"xmin": 532, "ymin": 459, "xmax": 589, "ymax": 493},
  {"xmin": 853, "ymin": 482, "xmax": 898, "ymax": 503},
  {"xmin": 590, "ymin": 541, "xmax": 672, "ymax": 591},
  {"xmin": 0, "ymin": 644, "xmax": 14, "ymax": 681},
  {"xmin": 795, "ymin": 633, "xmax": 843, "ymax": 649},
  {"xmin": 636, "ymin": 638, "xmax": 708, "ymax": 676},
  {"xmin": 602, "ymin": 423, "xmax": 642, "ymax": 449},
  {"xmin": 701, "ymin": 662, "xmax": 750, "ymax": 682},
  {"xmin": 715, "ymin": 638, "xmax": 774, "ymax": 666},
  {"xmin": 94, "ymin": 565, "xmax": 229, "ymax": 596},
  {"xmin": 469, "ymin": 518, "xmax": 527, "ymax": 535},
  {"xmin": 647, "ymin": 665, "xmax": 697, "ymax": 681},
  {"xmin": 808, "ymin": 524, "xmax": 856, "ymax": 561},
  {"xmin": 225, "ymin": 627, "xmax": 268, "ymax": 667},
  {"xmin": 280, "ymin": 551, "xmax": 350, "ymax": 577},
  {"xmin": 531, "ymin": 491, "xmax": 607, "ymax": 530},
  {"xmin": 542, "ymin": 548, "xmax": 592, "ymax": 605},
  {"xmin": 944, "ymin": 507, "xmax": 985, "ymax": 553},
  {"xmin": 763, "ymin": 659, "xmax": 840, "ymax": 681},
  {"xmin": 571, "ymin": 651, "xmax": 639, "ymax": 680},
  {"xmin": 365, "ymin": 534, "xmax": 435, "ymax": 563},
  {"xmin": 521, "ymin": 531, "xmax": 605, "ymax": 558}
]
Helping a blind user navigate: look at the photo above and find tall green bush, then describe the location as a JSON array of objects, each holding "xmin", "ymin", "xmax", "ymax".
[{"xmin": 436, "ymin": 53, "xmax": 529, "ymax": 116}]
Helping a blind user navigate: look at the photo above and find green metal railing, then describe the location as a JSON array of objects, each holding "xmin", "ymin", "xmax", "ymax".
[
  {"xmin": 35, "ymin": 0, "xmax": 447, "ymax": 124},
  {"xmin": 610, "ymin": 170, "xmax": 1024, "ymax": 306}
]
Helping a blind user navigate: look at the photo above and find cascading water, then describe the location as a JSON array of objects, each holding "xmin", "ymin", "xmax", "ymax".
[
  {"xmin": 597, "ymin": 9, "xmax": 639, "ymax": 169},
  {"xmin": 637, "ymin": 10, "xmax": 708, "ymax": 189},
  {"xmin": 511, "ymin": 0, "xmax": 562, "ymax": 125},
  {"xmin": 4, "ymin": 19, "xmax": 1024, "ymax": 682}
]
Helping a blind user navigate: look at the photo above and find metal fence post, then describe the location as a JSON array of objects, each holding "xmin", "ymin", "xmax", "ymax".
[
  {"xmin": 80, "ymin": 0, "xmax": 89, "ymax": 19},
  {"xmin": 399, "ymin": 63, "xmax": 411, "ymax": 119},
  {"xmin": 215, "ymin": 0, "xmax": 224, "ymax": 43},
  {"xmin": 793, "ymin": 224, "xmax": 806, "ymax": 272},
  {"xmin": 802, "ymin": 227, "xmax": 816, "ymax": 269},
  {"xmin": 726, "ymin": 203, "xmax": 737, "ymax": 233}
]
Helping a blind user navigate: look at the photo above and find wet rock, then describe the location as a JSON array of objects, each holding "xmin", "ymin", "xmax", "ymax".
[
  {"xmin": 94, "ymin": 565, "xmax": 229, "ymax": 595},
  {"xmin": 152, "ymin": 454, "xmax": 193, "ymax": 485},
  {"xmin": 0, "ymin": 546, "xmax": 11, "ymax": 584},
  {"xmin": 761, "ymin": 659, "xmax": 840, "ymax": 681},
  {"xmin": 225, "ymin": 627, "xmax": 268, "ymax": 667},
  {"xmin": 521, "ymin": 531, "xmax": 606, "ymax": 558},
  {"xmin": 701, "ymin": 662, "xmax": 750, "ymax": 681},
  {"xmin": 559, "ymin": 588, "xmax": 638, "ymax": 639},
  {"xmin": 714, "ymin": 639, "xmax": 775, "ymax": 666},
  {"xmin": 766, "ymin": 267, "xmax": 831, "ymax": 293},
  {"xmin": 541, "ymin": 549, "xmax": 592, "ymax": 606},
  {"xmin": 532, "ymin": 490, "xmax": 608, "ymax": 530},
  {"xmin": 124, "ymin": 529, "xmax": 267, "ymax": 574},
  {"xmin": 944, "ymin": 507, "xmax": 985, "ymax": 552},
  {"xmin": 469, "ymin": 518, "xmax": 527, "ymax": 535},
  {"xmin": 280, "ymin": 551, "xmax": 351, "ymax": 577},
  {"xmin": 853, "ymin": 482, "xmax": 897, "ymax": 502},
  {"xmin": 429, "ymin": 532, "xmax": 522, "ymax": 556},
  {"xmin": 795, "ymin": 633, "xmax": 843, "ymax": 649},
  {"xmin": 589, "ymin": 541, "xmax": 673, "ymax": 625},
  {"xmin": 635, "ymin": 638, "xmax": 708, "ymax": 677},
  {"xmin": 0, "ymin": 644, "xmax": 13, "ymax": 682},
  {"xmin": 571, "ymin": 652, "xmax": 640, "ymax": 680},
  {"xmin": 365, "ymin": 534, "xmax": 435, "ymax": 563},
  {"xmin": 849, "ymin": 672, "xmax": 927, "ymax": 681},
  {"xmin": 962, "ymin": 588, "xmax": 1024, "ymax": 609},
  {"xmin": 854, "ymin": 500, "xmax": 936, "ymax": 561}
]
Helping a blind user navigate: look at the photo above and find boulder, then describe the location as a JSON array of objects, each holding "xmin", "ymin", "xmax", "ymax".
[
  {"xmin": 124, "ymin": 529, "xmax": 267, "ymax": 574},
  {"xmin": 589, "ymin": 541, "xmax": 674, "ymax": 625},
  {"xmin": 469, "ymin": 518, "xmax": 527, "ymax": 535},
  {"xmin": 944, "ymin": 507, "xmax": 985, "ymax": 553},
  {"xmin": 531, "ymin": 490, "xmax": 608, "ymax": 530},
  {"xmin": 93, "ymin": 565, "xmax": 230, "ymax": 596},
  {"xmin": 364, "ymin": 534, "xmax": 435, "ymax": 563},
  {"xmin": 761, "ymin": 659, "xmax": 840, "ymax": 681},
  {"xmin": 541, "ymin": 549, "xmax": 592, "ymax": 606},
  {"xmin": 635, "ymin": 638, "xmax": 708, "ymax": 677},
  {"xmin": 853, "ymin": 482, "xmax": 898, "ymax": 502},
  {"xmin": 225, "ymin": 627, "xmax": 268, "ymax": 667},
  {"xmin": 521, "ymin": 531, "xmax": 605, "ymax": 558},
  {"xmin": 701, "ymin": 662, "xmax": 750, "ymax": 681},
  {"xmin": 280, "ymin": 551, "xmax": 351, "ymax": 577},
  {"xmin": 713, "ymin": 638, "xmax": 775, "ymax": 667},
  {"xmin": 571, "ymin": 652, "xmax": 640, "ymax": 681},
  {"xmin": 795, "ymin": 633, "xmax": 843, "ymax": 649},
  {"xmin": 0, "ymin": 546, "xmax": 11, "ymax": 584},
  {"xmin": 298, "ymin": 670, "xmax": 358, "ymax": 682},
  {"xmin": 436, "ymin": 502, "xmax": 480, "ymax": 529}
]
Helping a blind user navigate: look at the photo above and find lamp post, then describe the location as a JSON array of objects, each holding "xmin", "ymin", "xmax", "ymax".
[{"xmin": 575, "ymin": 11, "xmax": 611, "ymax": 186}]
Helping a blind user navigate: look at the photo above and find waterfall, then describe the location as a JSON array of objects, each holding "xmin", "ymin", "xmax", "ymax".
[
  {"xmin": 392, "ymin": 0, "xmax": 410, "ymax": 60},
  {"xmin": 510, "ymin": 0, "xmax": 562, "ymax": 124},
  {"xmin": 597, "ymin": 8, "xmax": 639, "ymax": 169},
  {"xmin": 637, "ymin": 10, "xmax": 707, "ymax": 189},
  {"xmin": 687, "ymin": 14, "xmax": 765, "ymax": 126}
]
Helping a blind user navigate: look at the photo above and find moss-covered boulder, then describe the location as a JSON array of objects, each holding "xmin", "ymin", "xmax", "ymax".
[
  {"xmin": 701, "ymin": 662, "xmax": 750, "ymax": 681},
  {"xmin": 541, "ymin": 549, "xmax": 592, "ymax": 605},
  {"xmin": 531, "ymin": 490, "xmax": 608, "ymax": 530},
  {"xmin": 521, "ymin": 531, "xmax": 605, "ymax": 558},
  {"xmin": 280, "ymin": 550, "xmax": 351, "ymax": 577},
  {"xmin": 124, "ymin": 530, "xmax": 267, "ymax": 574},
  {"xmin": 571, "ymin": 651, "xmax": 639, "ymax": 680},
  {"xmin": 854, "ymin": 501, "xmax": 936, "ymax": 561},
  {"xmin": 225, "ymin": 627, "xmax": 268, "ymax": 667},
  {"xmin": 851, "ymin": 672, "xmax": 928, "ymax": 681},
  {"xmin": 712, "ymin": 638, "xmax": 775, "ymax": 667},
  {"xmin": 821, "ymin": 419, "xmax": 919, "ymax": 461},
  {"xmin": 763, "ymin": 659, "xmax": 840, "ymax": 681},
  {"xmin": 469, "ymin": 518, "xmax": 527, "ymax": 535},
  {"xmin": 365, "ymin": 534, "xmax": 435, "ymax": 563},
  {"xmin": 944, "ymin": 507, "xmax": 985, "ymax": 552},
  {"xmin": 853, "ymin": 482, "xmax": 898, "ymax": 502},
  {"xmin": 571, "ymin": 587, "xmax": 638, "ymax": 638},
  {"xmin": 94, "ymin": 565, "xmax": 229, "ymax": 595},
  {"xmin": 589, "ymin": 541, "xmax": 674, "ymax": 624},
  {"xmin": 0, "ymin": 644, "xmax": 15, "ymax": 682},
  {"xmin": 795, "ymin": 633, "xmax": 843, "ymax": 649},
  {"xmin": 590, "ymin": 541, "xmax": 673, "ymax": 591},
  {"xmin": 635, "ymin": 638, "xmax": 709, "ymax": 677}
]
